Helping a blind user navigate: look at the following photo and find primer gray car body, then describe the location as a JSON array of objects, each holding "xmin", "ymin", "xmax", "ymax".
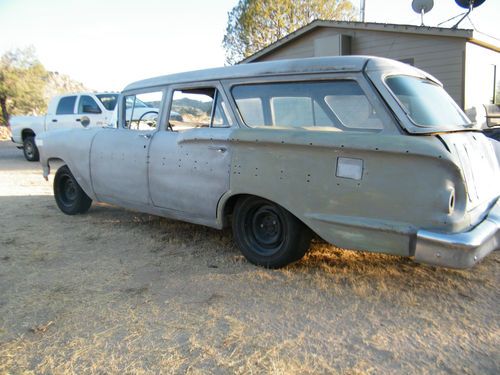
[{"xmin": 37, "ymin": 56, "xmax": 500, "ymax": 268}]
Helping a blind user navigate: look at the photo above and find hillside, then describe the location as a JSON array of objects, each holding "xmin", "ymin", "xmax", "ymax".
[
  {"xmin": 44, "ymin": 71, "xmax": 90, "ymax": 100},
  {"xmin": 172, "ymin": 98, "xmax": 212, "ymax": 116}
]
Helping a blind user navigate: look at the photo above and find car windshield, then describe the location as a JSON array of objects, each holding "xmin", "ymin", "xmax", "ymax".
[
  {"xmin": 96, "ymin": 94, "xmax": 119, "ymax": 111},
  {"xmin": 385, "ymin": 75, "xmax": 472, "ymax": 130}
]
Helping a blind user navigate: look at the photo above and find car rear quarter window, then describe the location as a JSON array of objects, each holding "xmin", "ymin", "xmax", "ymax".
[
  {"xmin": 232, "ymin": 81, "xmax": 383, "ymax": 131},
  {"xmin": 233, "ymin": 97, "xmax": 264, "ymax": 127},
  {"xmin": 56, "ymin": 96, "xmax": 77, "ymax": 115}
]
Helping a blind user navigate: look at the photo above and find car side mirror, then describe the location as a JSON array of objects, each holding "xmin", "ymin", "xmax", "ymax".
[{"xmin": 83, "ymin": 105, "xmax": 101, "ymax": 114}]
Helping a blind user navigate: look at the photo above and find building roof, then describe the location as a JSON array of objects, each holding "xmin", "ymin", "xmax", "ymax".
[
  {"xmin": 124, "ymin": 55, "xmax": 372, "ymax": 92},
  {"xmin": 240, "ymin": 19, "xmax": 500, "ymax": 63}
]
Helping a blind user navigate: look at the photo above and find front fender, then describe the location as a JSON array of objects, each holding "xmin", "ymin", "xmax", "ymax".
[{"xmin": 37, "ymin": 128, "xmax": 100, "ymax": 200}]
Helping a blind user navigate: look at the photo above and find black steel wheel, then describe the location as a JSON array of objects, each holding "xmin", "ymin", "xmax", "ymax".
[
  {"xmin": 23, "ymin": 136, "xmax": 39, "ymax": 162},
  {"xmin": 54, "ymin": 165, "xmax": 92, "ymax": 215},
  {"xmin": 232, "ymin": 196, "xmax": 311, "ymax": 268}
]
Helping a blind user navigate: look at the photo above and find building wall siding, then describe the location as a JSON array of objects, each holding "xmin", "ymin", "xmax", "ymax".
[{"xmin": 464, "ymin": 42, "xmax": 500, "ymax": 126}]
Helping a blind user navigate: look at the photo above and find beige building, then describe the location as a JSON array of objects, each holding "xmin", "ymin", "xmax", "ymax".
[{"xmin": 241, "ymin": 20, "xmax": 500, "ymax": 128}]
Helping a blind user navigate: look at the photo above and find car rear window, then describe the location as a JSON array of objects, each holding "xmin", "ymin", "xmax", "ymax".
[{"xmin": 385, "ymin": 75, "xmax": 471, "ymax": 129}]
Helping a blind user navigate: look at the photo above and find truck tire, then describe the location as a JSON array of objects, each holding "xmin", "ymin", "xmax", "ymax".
[
  {"xmin": 23, "ymin": 136, "xmax": 39, "ymax": 162},
  {"xmin": 54, "ymin": 165, "xmax": 92, "ymax": 215},
  {"xmin": 232, "ymin": 196, "xmax": 312, "ymax": 268}
]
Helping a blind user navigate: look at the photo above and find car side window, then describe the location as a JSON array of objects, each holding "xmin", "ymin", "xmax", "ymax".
[
  {"xmin": 270, "ymin": 97, "xmax": 335, "ymax": 128},
  {"xmin": 324, "ymin": 91, "xmax": 383, "ymax": 130},
  {"xmin": 169, "ymin": 88, "xmax": 231, "ymax": 131},
  {"xmin": 56, "ymin": 96, "xmax": 77, "ymax": 115},
  {"xmin": 232, "ymin": 81, "xmax": 383, "ymax": 131},
  {"xmin": 123, "ymin": 91, "xmax": 163, "ymax": 131},
  {"xmin": 78, "ymin": 95, "xmax": 102, "ymax": 114}
]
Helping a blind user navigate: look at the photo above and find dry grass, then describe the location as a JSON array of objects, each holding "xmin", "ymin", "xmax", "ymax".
[{"xmin": 0, "ymin": 140, "xmax": 499, "ymax": 374}]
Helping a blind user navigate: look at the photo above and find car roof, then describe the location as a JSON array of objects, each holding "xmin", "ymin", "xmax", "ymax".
[{"xmin": 123, "ymin": 56, "xmax": 388, "ymax": 92}]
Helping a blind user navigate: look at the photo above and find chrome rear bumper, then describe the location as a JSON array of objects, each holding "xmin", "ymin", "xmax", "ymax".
[{"xmin": 415, "ymin": 199, "xmax": 500, "ymax": 268}]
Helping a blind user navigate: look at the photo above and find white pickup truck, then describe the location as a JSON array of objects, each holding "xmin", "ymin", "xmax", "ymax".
[
  {"xmin": 10, "ymin": 92, "xmax": 119, "ymax": 161},
  {"xmin": 11, "ymin": 91, "xmax": 180, "ymax": 161}
]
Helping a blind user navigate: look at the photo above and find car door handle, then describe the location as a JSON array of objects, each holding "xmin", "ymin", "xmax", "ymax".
[
  {"xmin": 75, "ymin": 118, "xmax": 81, "ymax": 122},
  {"xmin": 52, "ymin": 119, "xmax": 58, "ymax": 122},
  {"xmin": 208, "ymin": 146, "xmax": 227, "ymax": 153},
  {"xmin": 138, "ymin": 133, "xmax": 152, "ymax": 139}
]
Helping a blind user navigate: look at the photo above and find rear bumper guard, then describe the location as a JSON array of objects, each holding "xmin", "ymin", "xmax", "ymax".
[{"xmin": 415, "ymin": 199, "xmax": 500, "ymax": 268}]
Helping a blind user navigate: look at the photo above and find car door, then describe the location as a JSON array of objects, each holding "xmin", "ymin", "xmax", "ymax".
[
  {"xmin": 77, "ymin": 95, "xmax": 107, "ymax": 128},
  {"xmin": 47, "ymin": 95, "xmax": 80, "ymax": 131},
  {"xmin": 90, "ymin": 90, "xmax": 164, "ymax": 206},
  {"xmin": 148, "ymin": 85, "xmax": 233, "ymax": 221}
]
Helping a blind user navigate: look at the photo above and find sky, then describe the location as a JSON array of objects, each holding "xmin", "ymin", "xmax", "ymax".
[{"xmin": 0, "ymin": 0, "xmax": 498, "ymax": 91}]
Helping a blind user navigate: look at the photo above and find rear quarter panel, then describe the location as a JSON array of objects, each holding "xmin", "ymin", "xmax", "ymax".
[
  {"xmin": 223, "ymin": 128, "xmax": 467, "ymax": 256},
  {"xmin": 9, "ymin": 116, "xmax": 46, "ymax": 143}
]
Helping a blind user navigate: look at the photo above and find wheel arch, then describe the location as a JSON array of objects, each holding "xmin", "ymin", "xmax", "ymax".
[
  {"xmin": 228, "ymin": 192, "xmax": 314, "ymax": 268},
  {"xmin": 42, "ymin": 157, "xmax": 96, "ymax": 202},
  {"xmin": 42, "ymin": 157, "xmax": 66, "ymax": 178},
  {"xmin": 219, "ymin": 193, "xmax": 251, "ymax": 228},
  {"xmin": 218, "ymin": 192, "xmax": 314, "ymax": 234},
  {"xmin": 53, "ymin": 164, "xmax": 92, "ymax": 215},
  {"xmin": 21, "ymin": 128, "xmax": 35, "ymax": 140},
  {"xmin": 59, "ymin": 160, "xmax": 96, "ymax": 201}
]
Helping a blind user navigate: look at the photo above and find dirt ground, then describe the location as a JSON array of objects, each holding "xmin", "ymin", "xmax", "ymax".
[{"xmin": 0, "ymin": 139, "xmax": 498, "ymax": 374}]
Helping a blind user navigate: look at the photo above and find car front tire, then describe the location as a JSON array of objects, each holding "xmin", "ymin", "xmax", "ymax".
[
  {"xmin": 54, "ymin": 165, "xmax": 92, "ymax": 215},
  {"xmin": 232, "ymin": 196, "xmax": 312, "ymax": 268},
  {"xmin": 23, "ymin": 136, "xmax": 39, "ymax": 162}
]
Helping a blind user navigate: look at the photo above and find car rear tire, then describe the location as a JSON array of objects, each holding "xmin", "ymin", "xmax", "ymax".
[
  {"xmin": 232, "ymin": 196, "xmax": 312, "ymax": 268},
  {"xmin": 54, "ymin": 165, "xmax": 92, "ymax": 215},
  {"xmin": 23, "ymin": 136, "xmax": 39, "ymax": 162}
]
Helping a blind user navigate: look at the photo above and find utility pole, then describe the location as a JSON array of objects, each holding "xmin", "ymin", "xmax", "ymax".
[{"xmin": 360, "ymin": 0, "xmax": 366, "ymax": 22}]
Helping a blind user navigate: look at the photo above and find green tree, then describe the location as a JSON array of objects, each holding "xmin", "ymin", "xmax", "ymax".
[
  {"xmin": 0, "ymin": 47, "xmax": 47, "ymax": 126},
  {"xmin": 223, "ymin": 0, "xmax": 356, "ymax": 65}
]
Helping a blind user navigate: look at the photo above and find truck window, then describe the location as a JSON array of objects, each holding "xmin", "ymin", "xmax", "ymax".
[
  {"xmin": 232, "ymin": 81, "xmax": 383, "ymax": 131},
  {"xmin": 78, "ymin": 96, "xmax": 102, "ymax": 114},
  {"xmin": 56, "ymin": 96, "xmax": 77, "ymax": 115},
  {"xmin": 96, "ymin": 94, "xmax": 119, "ymax": 111}
]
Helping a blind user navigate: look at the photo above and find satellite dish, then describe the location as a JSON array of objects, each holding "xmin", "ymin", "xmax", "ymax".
[
  {"xmin": 455, "ymin": 0, "xmax": 486, "ymax": 9},
  {"xmin": 412, "ymin": 0, "xmax": 434, "ymax": 14},
  {"xmin": 452, "ymin": 0, "xmax": 487, "ymax": 28},
  {"xmin": 412, "ymin": 0, "xmax": 434, "ymax": 26}
]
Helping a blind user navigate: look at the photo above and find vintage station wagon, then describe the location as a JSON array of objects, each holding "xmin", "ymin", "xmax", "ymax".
[{"xmin": 37, "ymin": 56, "xmax": 500, "ymax": 269}]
